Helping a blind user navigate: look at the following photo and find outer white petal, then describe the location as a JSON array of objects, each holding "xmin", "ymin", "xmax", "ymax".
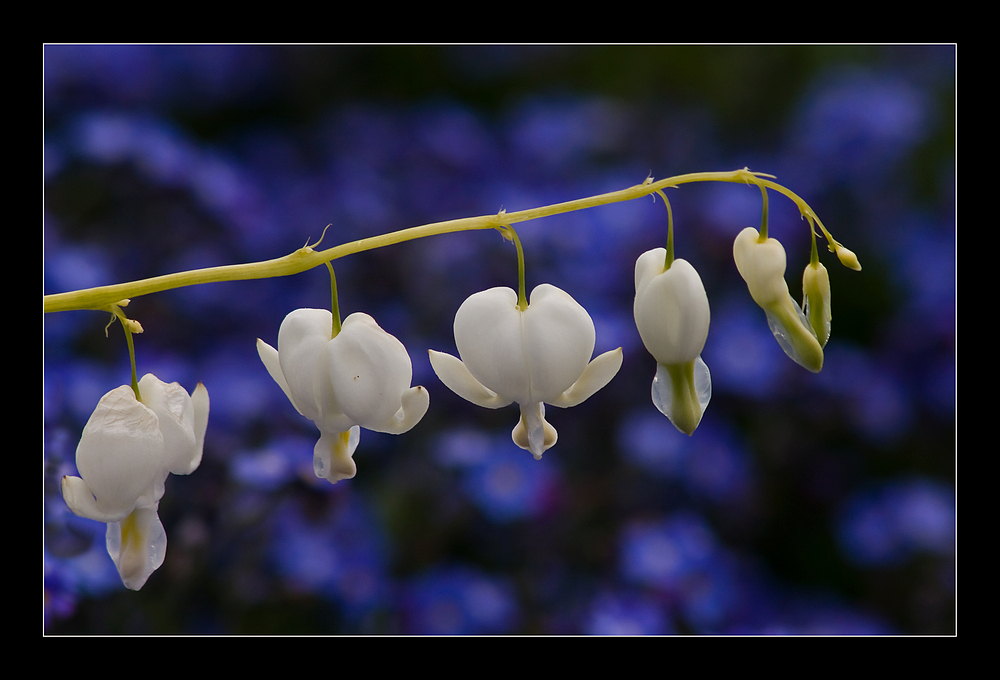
[
  {"xmin": 633, "ymin": 253, "xmax": 710, "ymax": 366},
  {"xmin": 190, "ymin": 382, "xmax": 210, "ymax": 471},
  {"xmin": 550, "ymin": 348, "xmax": 623, "ymax": 408},
  {"xmin": 521, "ymin": 284, "xmax": 597, "ymax": 404},
  {"xmin": 257, "ymin": 338, "xmax": 299, "ymax": 414},
  {"xmin": 62, "ymin": 475, "xmax": 124, "ymax": 523},
  {"xmin": 379, "ymin": 386, "xmax": 430, "ymax": 435},
  {"xmin": 106, "ymin": 505, "xmax": 166, "ymax": 591},
  {"xmin": 276, "ymin": 308, "xmax": 343, "ymax": 425},
  {"xmin": 733, "ymin": 227, "xmax": 790, "ymax": 308},
  {"xmin": 453, "ymin": 287, "xmax": 530, "ymax": 403},
  {"xmin": 327, "ymin": 312, "xmax": 424, "ymax": 432},
  {"xmin": 68, "ymin": 385, "xmax": 164, "ymax": 522},
  {"xmin": 138, "ymin": 374, "xmax": 208, "ymax": 476},
  {"xmin": 428, "ymin": 350, "xmax": 512, "ymax": 409}
]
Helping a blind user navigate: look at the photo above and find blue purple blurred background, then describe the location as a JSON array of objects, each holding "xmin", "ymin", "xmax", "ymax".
[{"xmin": 43, "ymin": 45, "xmax": 955, "ymax": 635}]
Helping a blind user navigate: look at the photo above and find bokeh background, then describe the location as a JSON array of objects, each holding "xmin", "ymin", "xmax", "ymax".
[{"xmin": 43, "ymin": 45, "xmax": 955, "ymax": 635}]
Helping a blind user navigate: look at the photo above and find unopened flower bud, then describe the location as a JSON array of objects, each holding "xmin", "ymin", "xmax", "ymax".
[
  {"xmin": 833, "ymin": 244, "xmax": 861, "ymax": 271},
  {"xmin": 802, "ymin": 261, "xmax": 832, "ymax": 347}
]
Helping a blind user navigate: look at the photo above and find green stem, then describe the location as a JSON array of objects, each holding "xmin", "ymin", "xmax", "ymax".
[
  {"xmin": 503, "ymin": 225, "xmax": 529, "ymax": 311},
  {"xmin": 655, "ymin": 189, "xmax": 674, "ymax": 270},
  {"xmin": 326, "ymin": 262, "xmax": 342, "ymax": 338},
  {"xmin": 758, "ymin": 184, "xmax": 770, "ymax": 241},
  {"xmin": 111, "ymin": 307, "xmax": 141, "ymax": 400},
  {"xmin": 807, "ymin": 214, "xmax": 819, "ymax": 266},
  {"xmin": 44, "ymin": 168, "xmax": 838, "ymax": 314}
]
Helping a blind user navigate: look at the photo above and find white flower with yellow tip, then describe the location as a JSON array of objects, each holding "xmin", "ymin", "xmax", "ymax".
[
  {"xmin": 257, "ymin": 308, "xmax": 429, "ymax": 483},
  {"xmin": 733, "ymin": 226, "xmax": 824, "ymax": 372},
  {"xmin": 428, "ymin": 284, "xmax": 622, "ymax": 460},
  {"xmin": 61, "ymin": 374, "xmax": 209, "ymax": 590},
  {"xmin": 633, "ymin": 248, "xmax": 711, "ymax": 435}
]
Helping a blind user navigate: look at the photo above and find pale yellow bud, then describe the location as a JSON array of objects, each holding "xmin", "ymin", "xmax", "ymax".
[
  {"xmin": 123, "ymin": 318, "xmax": 144, "ymax": 334},
  {"xmin": 802, "ymin": 262, "xmax": 832, "ymax": 347},
  {"xmin": 833, "ymin": 244, "xmax": 861, "ymax": 271}
]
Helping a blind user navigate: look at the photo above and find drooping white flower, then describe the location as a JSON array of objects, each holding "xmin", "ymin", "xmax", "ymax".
[
  {"xmin": 428, "ymin": 284, "xmax": 622, "ymax": 459},
  {"xmin": 733, "ymin": 227, "xmax": 824, "ymax": 372},
  {"xmin": 633, "ymin": 248, "xmax": 711, "ymax": 435},
  {"xmin": 61, "ymin": 374, "xmax": 209, "ymax": 590},
  {"xmin": 257, "ymin": 308, "xmax": 428, "ymax": 483}
]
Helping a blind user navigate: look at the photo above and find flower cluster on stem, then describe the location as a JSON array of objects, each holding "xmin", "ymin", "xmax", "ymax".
[{"xmin": 49, "ymin": 170, "xmax": 861, "ymax": 589}]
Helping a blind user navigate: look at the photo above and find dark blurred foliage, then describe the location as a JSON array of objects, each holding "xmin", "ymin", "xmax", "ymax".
[{"xmin": 44, "ymin": 45, "xmax": 955, "ymax": 635}]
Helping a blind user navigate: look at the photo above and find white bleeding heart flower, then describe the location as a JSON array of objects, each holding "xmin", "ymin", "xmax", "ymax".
[
  {"xmin": 633, "ymin": 248, "xmax": 711, "ymax": 435},
  {"xmin": 257, "ymin": 308, "xmax": 429, "ymax": 484},
  {"xmin": 733, "ymin": 226, "xmax": 824, "ymax": 373},
  {"xmin": 428, "ymin": 284, "xmax": 622, "ymax": 459},
  {"xmin": 61, "ymin": 374, "xmax": 209, "ymax": 590}
]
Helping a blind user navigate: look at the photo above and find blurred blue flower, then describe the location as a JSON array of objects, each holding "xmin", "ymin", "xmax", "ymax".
[
  {"xmin": 435, "ymin": 428, "xmax": 559, "ymax": 522},
  {"xmin": 704, "ymin": 297, "xmax": 787, "ymax": 398},
  {"xmin": 836, "ymin": 477, "xmax": 955, "ymax": 567},
  {"xmin": 585, "ymin": 590, "xmax": 674, "ymax": 635},
  {"xmin": 402, "ymin": 565, "xmax": 519, "ymax": 635},
  {"xmin": 792, "ymin": 70, "xmax": 930, "ymax": 180},
  {"xmin": 269, "ymin": 494, "xmax": 389, "ymax": 614},
  {"xmin": 230, "ymin": 435, "xmax": 313, "ymax": 491},
  {"xmin": 619, "ymin": 514, "xmax": 742, "ymax": 631},
  {"xmin": 618, "ymin": 412, "xmax": 754, "ymax": 504},
  {"xmin": 462, "ymin": 449, "xmax": 558, "ymax": 523}
]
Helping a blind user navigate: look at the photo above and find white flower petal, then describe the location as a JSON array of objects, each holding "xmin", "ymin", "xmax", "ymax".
[
  {"xmin": 378, "ymin": 385, "xmax": 430, "ymax": 435},
  {"xmin": 551, "ymin": 348, "xmax": 623, "ymax": 408},
  {"xmin": 72, "ymin": 385, "xmax": 164, "ymax": 519},
  {"xmin": 327, "ymin": 312, "xmax": 416, "ymax": 430},
  {"xmin": 190, "ymin": 382, "xmax": 210, "ymax": 472},
  {"xmin": 61, "ymin": 475, "xmax": 127, "ymax": 523},
  {"xmin": 277, "ymin": 308, "xmax": 340, "ymax": 424},
  {"xmin": 257, "ymin": 338, "xmax": 299, "ymax": 414},
  {"xmin": 138, "ymin": 374, "xmax": 204, "ymax": 476},
  {"xmin": 512, "ymin": 402, "xmax": 557, "ymax": 459},
  {"xmin": 764, "ymin": 299, "xmax": 824, "ymax": 373},
  {"xmin": 633, "ymin": 254, "xmax": 710, "ymax": 366},
  {"xmin": 521, "ymin": 284, "xmax": 597, "ymax": 403},
  {"xmin": 106, "ymin": 505, "xmax": 166, "ymax": 591},
  {"xmin": 428, "ymin": 350, "xmax": 511, "ymax": 409},
  {"xmin": 651, "ymin": 356, "xmax": 712, "ymax": 435},
  {"xmin": 733, "ymin": 227, "xmax": 790, "ymax": 308},
  {"xmin": 313, "ymin": 427, "xmax": 360, "ymax": 483},
  {"xmin": 453, "ymin": 287, "xmax": 531, "ymax": 403}
]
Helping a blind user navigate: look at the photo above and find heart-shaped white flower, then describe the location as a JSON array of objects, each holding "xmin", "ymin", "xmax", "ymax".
[
  {"xmin": 61, "ymin": 374, "xmax": 209, "ymax": 590},
  {"xmin": 429, "ymin": 284, "xmax": 622, "ymax": 459},
  {"xmin": 257, "ymin": 308, "xmax": 429, "ymax": 483}
]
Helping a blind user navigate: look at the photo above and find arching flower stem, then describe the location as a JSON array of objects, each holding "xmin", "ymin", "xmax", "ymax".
[{"xmin": 44, "ymin": 168, "xmax": 857, "ymax": 314}]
